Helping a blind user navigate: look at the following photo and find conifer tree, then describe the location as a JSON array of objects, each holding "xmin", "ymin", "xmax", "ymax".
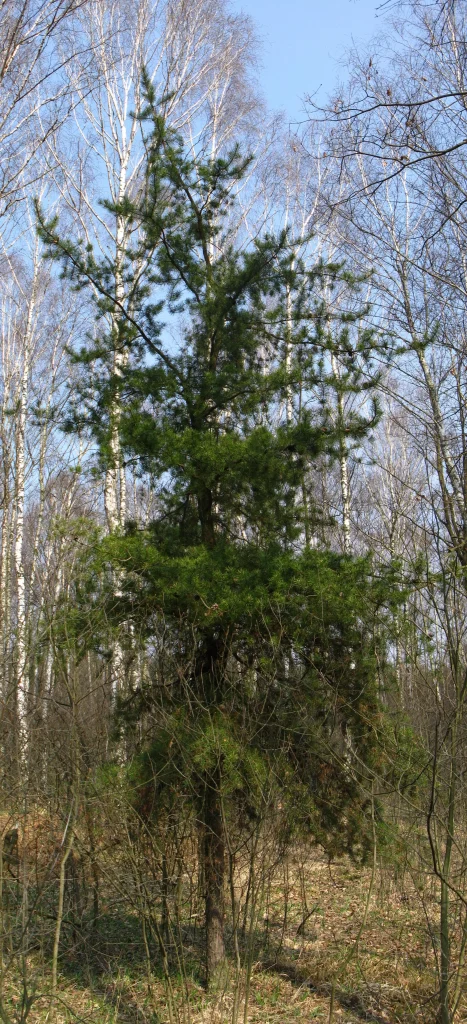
[{"xmin": 37, "ymin": 85, "xmax": 396, "ymax": 986}]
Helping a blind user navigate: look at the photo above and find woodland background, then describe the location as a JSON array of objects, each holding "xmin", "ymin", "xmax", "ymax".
[{"xmin": 1, "ymin": 1, "xmax": 467, "ymax": 1023}]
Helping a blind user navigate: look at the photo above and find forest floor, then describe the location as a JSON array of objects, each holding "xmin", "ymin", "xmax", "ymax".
[{"xmin": 5, "ymin": 847, "xmax": 443, "ymax": 1024}]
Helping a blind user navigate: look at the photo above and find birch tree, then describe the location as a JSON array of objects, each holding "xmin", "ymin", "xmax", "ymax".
[
  {"xmin": 0, "ymin": 194, "xmax": 90, "ymax": 767},
  {"xmin": 307, "ymin": 6, "xmax": 467, "ymax": 1017},
  {"xmin": 0, "ymin": 0, "xmax": 88, "ymax": 218}
]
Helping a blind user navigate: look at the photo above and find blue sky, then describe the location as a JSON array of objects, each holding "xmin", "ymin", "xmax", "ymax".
[{"xmin": 232, "ymin": 0, "xmax": 385, "ymax": 120}]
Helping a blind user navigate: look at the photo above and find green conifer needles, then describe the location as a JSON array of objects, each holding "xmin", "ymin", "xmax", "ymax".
[{"xmin": 36, "ymin": 82, "xmax": 397, "ymax": 983}]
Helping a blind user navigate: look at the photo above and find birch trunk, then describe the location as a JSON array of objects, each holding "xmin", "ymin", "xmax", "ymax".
[
  {"xmin": 104, "ymin": 205, "xmax": 127, "ymax": 534},
  {"xmin": 14, "ymin": 255, "xmax": 39, "ymax": 756},
  {"xmin": 0, "ymin": 293, "xmax": 16, "ymax": 746},
  {"xmin": 331, "ymin": 351, "xmax": 351, "ymax": 555},
  {"xmin": 105, "ymin": 182, "xmax": 130, "ymax": 702}
]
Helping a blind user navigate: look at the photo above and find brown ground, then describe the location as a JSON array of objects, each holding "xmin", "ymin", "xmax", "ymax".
[{"xmin": 2, "ymin": 843, "xmax": 447, "ymax": 1024}]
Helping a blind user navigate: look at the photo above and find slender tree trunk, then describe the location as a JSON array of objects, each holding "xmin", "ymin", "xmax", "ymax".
[
  {"xmin": 338, "ymin": 430, "xmax": 351, "ymax": 555},
  {"xmin": 439, "ymin": 729, "xmax": 456, "ymax": 1024},
  {"xmin": 15, "ymin": 259, "xmax": 38, "ymax": 757},
  {"xmin": 439, "ymin": 874, "xmax": 451, "ymax": 1024},
  {"xmin": 104, "ymin": 190, "xmax": 127, "ymax": 534},
  {"xmin": 105, "ymin": 197, "xmax": 128, "ymax": 702},
  {"xmin": 0, "ymin": 471, "xmax": 12, "ymax": 724},
  {"xmin": 51, "ymin": 790, "xmax": 79, "ymax": 1008},
  {"xmin": 284, "ymin": 279, "xmax": 294, "ymax": 426},
  {"xmin": 203, "ymin": 770, "xmax": 226, "ymax": 989},
  {"xmin": 331, "ymin": 351, "xmax": 351, "ymax": 555}
]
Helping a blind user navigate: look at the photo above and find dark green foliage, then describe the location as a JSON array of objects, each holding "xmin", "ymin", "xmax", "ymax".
[{"xmin": 37, "ymin": 80, "xmax": 399, "ymax": 870}]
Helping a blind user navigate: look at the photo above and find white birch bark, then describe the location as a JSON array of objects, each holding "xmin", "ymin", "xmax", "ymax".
[
  {"xmin": 13, "ymin": 244, "xmax": 40, "ymax": 754},
  {"xmin": 331, "ymin": 351, "xmax": 351, "ymax": 556},
  {"xmin": 0, "ymin": 301, "xmax": 15, "ymax": 709}
]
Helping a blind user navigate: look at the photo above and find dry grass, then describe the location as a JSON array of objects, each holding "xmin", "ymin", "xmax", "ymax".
[{"xmin": 1, "ymin": 843, "xmax": 449, "ymax": 1024}]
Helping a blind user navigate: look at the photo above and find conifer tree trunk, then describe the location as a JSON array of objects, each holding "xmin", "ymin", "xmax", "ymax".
[
  {"xmin": 197, "ymin": 576, "xmax": 226, "ymax": 987},
  {"xmin": 203, "ymin": 769, "xmax": 226, "ymax": 988}
]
